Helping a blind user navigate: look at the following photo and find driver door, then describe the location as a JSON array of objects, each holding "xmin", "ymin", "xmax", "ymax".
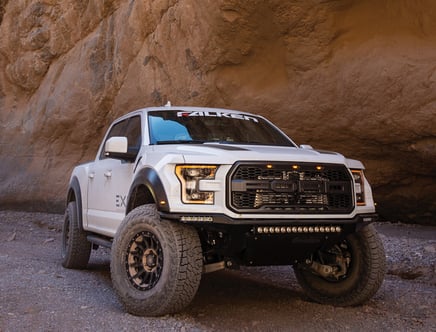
[{"xmin": 86, "ymin": 115, "xmax": 142, "ymax": 236}]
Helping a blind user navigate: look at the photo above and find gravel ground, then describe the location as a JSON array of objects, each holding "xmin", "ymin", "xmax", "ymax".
[{"xmin": 0, "ymin": 211, "xmax": 435, "ymax": 331}]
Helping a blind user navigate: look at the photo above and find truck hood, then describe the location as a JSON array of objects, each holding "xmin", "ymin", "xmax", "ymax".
[{"xmin": 154, "ymin": 143, "xmax": 354, "ymax": 166}]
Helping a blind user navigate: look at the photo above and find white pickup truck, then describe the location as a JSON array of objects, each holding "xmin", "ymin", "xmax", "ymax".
[{"xmin": 62, "ymin": 106, "xmax": 386, "ymax": 316}]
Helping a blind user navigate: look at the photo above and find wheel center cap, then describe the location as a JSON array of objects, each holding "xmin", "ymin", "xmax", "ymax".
[{"xmin": 143, "ymin": 249, "xmax": 158, "ymax": 272}]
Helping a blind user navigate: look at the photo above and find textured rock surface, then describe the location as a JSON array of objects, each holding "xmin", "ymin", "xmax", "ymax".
[{"xmin": 0, "ymin": 0, "xmax": 435, "ymax": 224}]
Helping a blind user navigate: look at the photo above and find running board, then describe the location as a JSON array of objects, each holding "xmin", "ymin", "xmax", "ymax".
[
  {"xmin": 203, "ymin": 261, "xmax": 225, "ymax": 274},
  {"xmin": 87, "ymin": 234, "xmax": 112, "ymax": 249}
]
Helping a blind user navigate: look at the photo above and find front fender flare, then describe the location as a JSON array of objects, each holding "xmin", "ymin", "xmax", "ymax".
[{"xmin": 126, "ymin": 168, "xmax": 170, "ymax": 214}]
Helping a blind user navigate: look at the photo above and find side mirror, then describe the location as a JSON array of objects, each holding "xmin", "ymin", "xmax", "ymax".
[
  {"xmin": 300, "ymin": 144, "xmax": 314, "ymax": 150},
  {"xmin": 105, "ymin": 136, "xmax": 128, "ymax": 154},
  {"xmin": 105, "ymin": 136, "xmax": 136, "ymax": 162}
]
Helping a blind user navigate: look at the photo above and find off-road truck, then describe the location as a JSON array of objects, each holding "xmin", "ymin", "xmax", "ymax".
[{"xmin": 62, "ymin": 106, "xmax": 386, "ymax": 316}]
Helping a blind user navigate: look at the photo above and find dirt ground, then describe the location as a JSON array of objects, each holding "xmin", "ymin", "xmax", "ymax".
[{"xmin": 0, "ymin": 211, "xmax": 435, "ymax": 332}]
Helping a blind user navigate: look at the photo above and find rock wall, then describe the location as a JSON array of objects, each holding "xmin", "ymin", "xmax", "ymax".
[{"xmin": 0, "ymin": 0, "xmax": 435, "ymax": 224}]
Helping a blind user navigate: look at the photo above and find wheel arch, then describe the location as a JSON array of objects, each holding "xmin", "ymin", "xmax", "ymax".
[
  {"xmin": 126, "ymin": 168, "xmax": 170, "ymax": 214},
  {"xmin": 66, "ymin": 176, "xmax": 85, "ymax": 231}
]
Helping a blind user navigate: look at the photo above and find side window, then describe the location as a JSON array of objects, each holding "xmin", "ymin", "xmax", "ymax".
[
  {"xmin": 125, "ymin": 116, "xmax": 142, "ymax": 156},
  {"xmin": 99, "ymin": 115, "xmax": 142, "ymax": 160}
]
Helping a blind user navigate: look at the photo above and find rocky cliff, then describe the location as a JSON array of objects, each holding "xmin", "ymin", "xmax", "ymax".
[{"xmin": 0, "ymin": 0, "xmax": 435, "ymax": 224}]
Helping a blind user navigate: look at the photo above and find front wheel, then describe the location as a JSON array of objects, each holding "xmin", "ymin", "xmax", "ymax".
[
  {"xmin": 111, "ymin": 205, "xmax": 203, "ymax": 316},
  {"xmin": 294, "ymin": 224, "xmax": 386, "ymax": 306}
]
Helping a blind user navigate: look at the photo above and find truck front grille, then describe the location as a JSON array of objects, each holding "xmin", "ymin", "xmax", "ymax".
[{"xmin": 228, "ymin": 162, "xmax": 353, "ymax": 214}]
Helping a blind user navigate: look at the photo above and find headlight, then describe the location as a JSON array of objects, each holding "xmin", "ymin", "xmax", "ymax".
[
  {"xmin": 351, "ymin": 169, "xmax": 366, "ymax": 206},
  {"xmin": 175, "ymin": 165, "xmax": 218, "ymax": 204}
]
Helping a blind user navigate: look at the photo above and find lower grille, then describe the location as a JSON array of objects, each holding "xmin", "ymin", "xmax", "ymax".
[{"xmin": 228, "ymin": 162, "xmax": 353, "ymax": 214}]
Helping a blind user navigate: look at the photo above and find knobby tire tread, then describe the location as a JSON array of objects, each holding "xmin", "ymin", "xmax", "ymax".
[
  {"xmin": 111, "ymin": 204, "xmax": 202, "ymax": 316},
  {"xmin": 61, "ymin": 201, "xmax": 91, "ymax": 269},
  {"xmin": 294, "ymin": 224, "xmax": 386, "ymax": 306}
]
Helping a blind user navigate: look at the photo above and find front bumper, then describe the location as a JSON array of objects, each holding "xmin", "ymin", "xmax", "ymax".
[
  {"xmin": 160, "ymin": 211, "xmax": 378, "ymax": 227},
  {"xmin": 160, "ymin": 212, "xmax": 378, "ymax": 266}
]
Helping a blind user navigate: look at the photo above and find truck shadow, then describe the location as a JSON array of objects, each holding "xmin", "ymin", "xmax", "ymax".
[
  {"xmin": 85, "ymin": 253, "xmax": 306, "ymax": 323},
  {"xmin": 185, "ymin": 268, "xmax": 305, "ymax": 321}
]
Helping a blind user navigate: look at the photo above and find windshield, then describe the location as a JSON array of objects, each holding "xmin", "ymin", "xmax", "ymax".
[{"xmin": 148, "ymin": 110, "xmax": 295, "ymax": 147}]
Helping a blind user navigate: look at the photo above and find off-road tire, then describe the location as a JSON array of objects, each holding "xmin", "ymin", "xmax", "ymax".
[
  {"xmin": 111, "ymin": 204, "xmax": 203, "ymax": 316},
  {"xmin": 61, "ymin": 201, "xmax": 92, "ymax": 269},
  {"xmin": 294, "ymin": 224, "xmax": 386, "ymax": 306}
]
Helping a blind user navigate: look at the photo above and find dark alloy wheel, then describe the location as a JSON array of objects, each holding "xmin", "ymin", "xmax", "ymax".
[
  {"xmin": 294, "ymin": 224, "xmax": 386, "ymax": 306},
  {"xmin": 126, "ymin": 231, "xmax": 163, "ymax": 291}
]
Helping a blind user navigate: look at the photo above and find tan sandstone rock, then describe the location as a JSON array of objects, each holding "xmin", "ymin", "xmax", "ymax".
[{"xmin": 0, "ymin": 0, "xmax": 435, "ymax": 224}]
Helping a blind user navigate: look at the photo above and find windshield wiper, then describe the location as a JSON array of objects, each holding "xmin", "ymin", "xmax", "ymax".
[
  {"xmin": 207, "ymin": 140, "xmax": 262, "ymax": 145},
  {"xmin": 155, "ymin": 140, "xmax": 206, "ymax": 145}
]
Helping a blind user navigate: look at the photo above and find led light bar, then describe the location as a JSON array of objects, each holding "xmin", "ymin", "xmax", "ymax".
[
  {"xmin": 256, "ymin": 225, "xmax": 342, "ymax": 234},
  {"xmin": 180, "ymin": 216, "xmax": 214, "ymax": 222}
]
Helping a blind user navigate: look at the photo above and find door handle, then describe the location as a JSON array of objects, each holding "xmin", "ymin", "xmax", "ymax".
[
  {"xmin": 104, "ymin": 170, "xmax": 112, "ymax": 178},
  {"xmin": 89, "ymin": 172, "xmax": 95, "ymax": 179}
]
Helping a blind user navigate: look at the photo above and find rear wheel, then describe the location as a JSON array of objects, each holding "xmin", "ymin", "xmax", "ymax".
[
  {"xmin": 111, "ymin": 205, "xmax": 203, "ymax": 316},
  {"xmin": 61, "ymin": 201, "xmax": 91, "ymax": 269},
  {"xmin": 294, "ymin": 224, "xmax": 386, "ymax": 306}
]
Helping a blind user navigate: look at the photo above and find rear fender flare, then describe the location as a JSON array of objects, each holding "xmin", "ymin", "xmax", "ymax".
[{"xmin": 66, "ymin": 176, "xmax": 85, "ymax": 231}]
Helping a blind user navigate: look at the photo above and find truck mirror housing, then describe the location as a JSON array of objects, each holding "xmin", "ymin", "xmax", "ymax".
[
  {"xmin": 104, "ymin": 136, "xmax": 136, "ymax": 161},
  {"xmin": 105, "ymin": 136, "xmax": 128, "ymax": 154}
]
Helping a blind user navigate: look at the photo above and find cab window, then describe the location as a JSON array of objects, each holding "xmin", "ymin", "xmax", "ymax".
[{"xmin": 100, "ymin": 115, "xmax": 142, "ymax": 160}]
